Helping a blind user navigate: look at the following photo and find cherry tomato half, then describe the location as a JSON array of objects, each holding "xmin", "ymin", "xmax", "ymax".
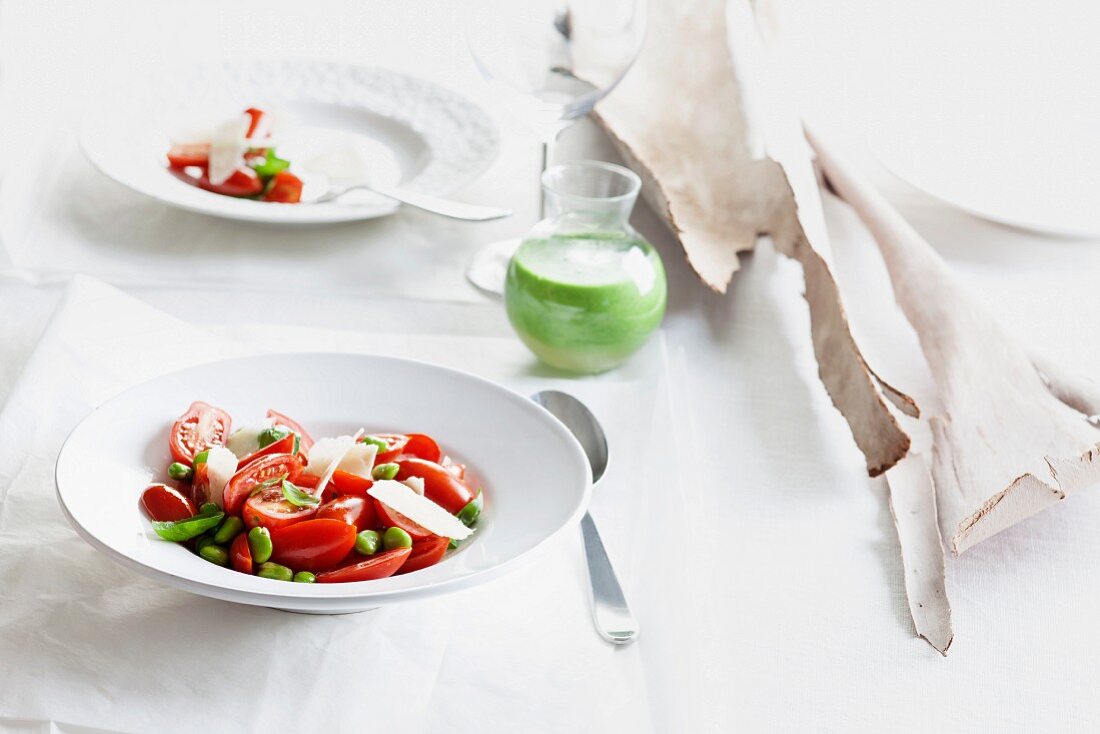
[
  {"xmin": 140, "ymin": 483, "xmax": 196, "ymax": 522},
  {"xmin": 266, "ymin": 409, "xmax": 315, "ymax": 452},
  {"xmin": 316, "ymin": 495, "xmax": 377, "ymax": 532},
  {"xmin": 269, "ymin": 519, "xmax": 357, "ymax": 572},
  {"xmin": 374, "ymin": 433, "xmax": 442, "ymax": 464},
  {"xmin": 230, "ymin": 532, "xmax": 253, "ymax": 574},
  {"xmin": 374, "ymin": 499, "xmax": 433, "ymax": 540},
  {"xmin": 223, "ymin": 452, "xmax": 303, "ymax": 515},
  {"xmin": 329, "ymin": 470, "xmax": 373, "ymax": 498},
  {"xmin": 315, "ymin": 547, "xmax": 411, "ymax": 583},
  {"xmin": 263, "ymin": 171, "xmax": 303, "ymax": 203},
  {"xmin": 237, "ymin": 432, "xmax": 297, "ymax": 471},
  {"xmin": 166, "ymin": 143, "xmax": 210, "ymax": 168},
  {"xmin": 242, "ymin": 486, "xmax": 317, "ymax": 531},
  {"xmin": 397, "ymin": 536, "xmax": 450, "ymax": 575},
  {"xmin": 170, "ymin": 401, "xmax": 232, "ymax": 466},
  {"xmin": 395, "ymin": 458, "xmax": 475, "ymax": 514}
]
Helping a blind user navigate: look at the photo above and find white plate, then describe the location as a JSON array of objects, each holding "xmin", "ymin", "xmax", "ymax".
[
  {"xmin": 55, "ymin": 353, "xmax": 591, "ymax": 613},
  {"xmin": 870, "ymin": 109, "xmax": 1100, "ymax": 238},
  {"xmin": 79, "ymin": 60, "xmax": 500, "ymax": 224}
]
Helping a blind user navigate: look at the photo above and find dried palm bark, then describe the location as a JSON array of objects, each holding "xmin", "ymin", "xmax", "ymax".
[
  {"xmin": 810, "ymin": 131, "xmax": 1100, "ymax": 555},
  {"xmin": 595, "ymin": 0, "xmax": 913, "ymax": 476}
]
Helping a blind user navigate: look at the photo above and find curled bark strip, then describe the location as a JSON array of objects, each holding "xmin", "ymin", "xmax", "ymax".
[
  {"xmin": 811, "ymin": 129, "xmax": 1100, "ymax": 554},
  {"xmin": 886, "ymin": 455, "xmax": 953, "ymax": 656},
  {"xmin": 596, "ymin": 0, "xmax": 914, "ymax": 476}
]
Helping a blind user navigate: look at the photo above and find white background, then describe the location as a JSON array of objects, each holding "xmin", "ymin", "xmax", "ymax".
[{"xmin": 2, "ymin": 1, "xmax": 1100, "ymax": 731}]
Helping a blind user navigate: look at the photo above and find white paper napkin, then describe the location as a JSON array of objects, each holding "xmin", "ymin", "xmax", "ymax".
[{"xmin": 0, "ymin": 278, "xmax": 697, "ymax": 733}]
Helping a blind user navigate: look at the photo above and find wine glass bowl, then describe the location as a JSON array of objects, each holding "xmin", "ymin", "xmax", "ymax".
[{"xmin": 465, "ymin": 0, "xmax": 645, "ymax": 142}]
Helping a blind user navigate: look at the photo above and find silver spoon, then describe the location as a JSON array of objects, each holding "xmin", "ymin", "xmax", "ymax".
[
  {"xmin": 532, "ymin": 390, "xmax": 639, "ymax": 645},
  {"xmin": 307, "ymin": 178, "xmax": 511, "ymax": 222}
]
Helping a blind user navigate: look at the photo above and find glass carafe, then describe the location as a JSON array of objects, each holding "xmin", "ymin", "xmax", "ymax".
[{"xmin": 504, "ymin": 161, "xmax": 667, "ymax": 374}]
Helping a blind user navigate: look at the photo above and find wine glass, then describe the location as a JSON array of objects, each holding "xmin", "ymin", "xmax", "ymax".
[{"xmin": 464, "ymin": 0, "xmax": 646, "ymax": 294}]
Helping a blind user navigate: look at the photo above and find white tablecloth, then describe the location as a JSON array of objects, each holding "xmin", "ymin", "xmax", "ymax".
[
  {"xmin": 3, "ymin": 1, "xmax": 1100, "ymax": 732},
  {"xmin": 0, "ymin": 277, "xmax": 694, "ymax": 734}
]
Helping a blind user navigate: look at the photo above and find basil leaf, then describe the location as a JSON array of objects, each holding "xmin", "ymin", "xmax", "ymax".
[
  {"xmin": 192, "ymin": 449, "xmax": 210, "ymax": 466},
  {"xmin": 152, "ymin": 511, "xmax": 224, "ymax": 542},
  {"xmin": 282, "ymin": 479, "xmax": 320, "ymax": 508},
  {"xmin": 456, "ymin": 491, "xmax": 483, "ymax": 527},
  {"xmin": 251, "ymin": 149, "xmax": 290, "ymax": 179},
  {"xmin": 249, "ymin": 472, "xmax": 289, "ymax": 497},
  {"xmin": 257, "ymin": 426, "xmax": 291, "ymax": 449}
]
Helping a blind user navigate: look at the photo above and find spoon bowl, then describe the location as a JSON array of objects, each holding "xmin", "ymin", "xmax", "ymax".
[{"xmin": 532, "ymin": 390, "xmax": 609, "ymax": 483}]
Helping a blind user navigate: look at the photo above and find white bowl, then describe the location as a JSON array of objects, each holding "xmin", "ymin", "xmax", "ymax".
[{"xmin": 55, "ymin": 353, "xmax": 591, "ymax": 613}]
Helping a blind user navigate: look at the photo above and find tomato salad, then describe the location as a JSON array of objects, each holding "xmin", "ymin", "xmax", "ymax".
[
  {"xmin": 166, "ymin": 107, "xmax": 305, "ymax": 203},
  {"xmin": 141, "ymin": 401, "xmax": 482, "ymax": 583}
]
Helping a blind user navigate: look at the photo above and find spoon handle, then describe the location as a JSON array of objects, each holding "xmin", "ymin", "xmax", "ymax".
[
  {"xmin": 369, "ymin": 183, "xmax": 512, "ymax": 222},
  {"xmin": 580, "ymin": 511, "xmax": 639, "ymax": 644}
]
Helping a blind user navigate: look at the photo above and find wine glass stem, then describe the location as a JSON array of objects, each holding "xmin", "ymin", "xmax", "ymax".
[{"xmin": 539, "ymin": 136, "xmax": 556, "ymax": 219}]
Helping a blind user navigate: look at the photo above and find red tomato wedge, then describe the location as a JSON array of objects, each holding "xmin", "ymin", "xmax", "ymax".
[
  {"xmin": 329, "ymin": 470, "xmax": 373, "ymax": 498},
  {"xmin": 316, "ymin": 495, "xmax": 377, "ymax": 531},
  {"xmin": 316, "ymin": 547, "xmax": 411, "ymax": 583},
  {"xmin": 400, "ymin": 434, "xmax": 442, "ymax": 463},
  {"xmin": 140, "ymin": 483, "xmax": 196, "ymax": 522},
  {"xmin": 166, "ymin": 143, "xmax": 210, "ymax": 168},
  {"xmin": 266, "ymin": 410, "xmax": 315, "ymax": 452},
  {"xmin": 170, "ymin": 401, "xmax": 232, "ymax": 466},
  {"xmin": 270, "ymin": 519, "xmax": 357, "ymax": 572},
  {"xmin": 222, "ymin": 452, "xmax": 303, "ymax": 515},
  {"xmin": 169, "ymin": 166, "xmax": 264, "ymax": 197},
  {"xmin": 374, "ymin": 499, "xmax": 433, "ymax": 540},
  {"xmin": 230, "ymin": 533, "xmax": 253, "ymax": 574},
  {"xmin": 242, "ymin": 486, "xmax": 317, "ymax": 530},
  {"xmin": 237, "ymin": 432, "xmax": 297, "ymax": 470},
  {"xmin": 397, "ymin": 536, "xmax": 450, "ymax": 575},
  {"xmin": 374, "ymin": 433, "xmax": 442, "ymax": 464},
  {"xmin": 263, "ymin": 171, "xmax": 303, "ymax": 203},
  {"xmin": 395, "ymin": 458, "xmax": 475, "ymax": 514}
]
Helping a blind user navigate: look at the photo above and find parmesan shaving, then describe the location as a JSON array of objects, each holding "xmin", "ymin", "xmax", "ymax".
[{"xmin": 368, "ymin": 480, "xmax": 472, "ymax": 540}]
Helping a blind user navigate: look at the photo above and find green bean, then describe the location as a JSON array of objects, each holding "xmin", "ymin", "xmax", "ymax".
[
  {"xmin": 293, "ymin": 571, "xmax": 316, "ymax": 583},
  {"xmin": 194, "ymin": 532, "xmax": 216, "ymax": 553},
  {"xmin": 168, "ymin": 462, "xmax": 193, "ymax": 481},
  {"xmin": 360, "ymin": 435, "xmax": 389, "ymax": 452},
  {"xmin": 198, "ymin": 544, "xmax": 229, "ymax": 566},
  {"xmin": 456, "ymin": 491, "xmax": 483, "ymax": 527},
  {"xmin": 257, "ymin": 562, "xmax": 293, "ymax": 581},
  {"xmin": 355, "ymin": 529, "xmax": 381, "ymax": 556},
  {"xmin": 383, "ymin": 527, "xmax": 413, "ymax": 550},
  {"xmin": 213, "ymin": 516, "xmax": 245, "ymax": 545},
  {"xmin": 248, "ymin": 526, "xmax": 273, "ymax": 563},
  {"xmin": 371, "ymin": 462, "xmax": 400, "ymax": 480},
  {"xmin": 199, "ymin": 502, "xmax": 220, "ymax": 517}
]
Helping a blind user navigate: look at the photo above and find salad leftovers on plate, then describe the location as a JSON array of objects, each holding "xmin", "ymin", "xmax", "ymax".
[{"xmin": 165, "ymin": 107, "xmax": 304, "ymax": 203}]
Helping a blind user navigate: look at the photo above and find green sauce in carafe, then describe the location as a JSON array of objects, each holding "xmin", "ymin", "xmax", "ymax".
[{"xmin": 505, "ymin": 231, "xmax": 667, "ymax": 374}]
